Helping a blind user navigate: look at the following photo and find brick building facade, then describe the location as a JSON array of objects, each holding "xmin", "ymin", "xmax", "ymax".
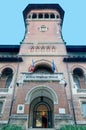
[{"xmin": 0, "ymin": 4, "xmax": 86, "ymax": 130}]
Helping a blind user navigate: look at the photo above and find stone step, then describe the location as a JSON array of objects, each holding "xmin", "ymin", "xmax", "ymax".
[{"xmin": 27, "ymin": 128, "xmax": 55, "ymax": 130}]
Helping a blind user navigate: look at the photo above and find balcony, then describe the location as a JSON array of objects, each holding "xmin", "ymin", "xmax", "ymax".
[{"xmin": 19, "ymin": 73, "xmax": 65, "ymax": 83}]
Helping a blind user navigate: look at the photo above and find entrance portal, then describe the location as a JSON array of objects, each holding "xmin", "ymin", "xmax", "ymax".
[
  {"xmin": 29, "ymin": 97, "xmax": 53, "ymax": 128},
  {"xmin": 34, "ymin": 104, "xmax": 48, "ymax": 128}
]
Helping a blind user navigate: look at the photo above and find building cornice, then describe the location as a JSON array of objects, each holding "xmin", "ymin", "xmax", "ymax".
[
  {"xmin": 66, "ymin": 45, "xmax": 86, "ymax": 52},
  {"xmin": 63, "ymin": 56, "xmax": 86, "ymax": 62},
  {"xmin": 0, "ymin": 45, "xmax": 20, "ymax": 52},
  {"xmin": 23, "ymin": 4, "xmax": 64, "ymax": 21},
  {"xmin": 0, "ymin": 45, "xmax": 86, "ymax": 53},
  {"xmin": 0, "ymin": 56, "xmax": 23, "ymax": 62}
]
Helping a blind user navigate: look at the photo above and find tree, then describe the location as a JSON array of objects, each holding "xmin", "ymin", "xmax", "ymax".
[{"xmin": 1, "ymin": 125, "xmax": 22, "ymax": 130}]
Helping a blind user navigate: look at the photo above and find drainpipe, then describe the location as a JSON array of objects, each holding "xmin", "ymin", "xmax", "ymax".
[
  {"xmin": 65, "ymin": 56, "xmax": 77, "ymax": 125},
  {"xmin": 8, "ymin": 57, "xmax": 20, "ymax": 124}
]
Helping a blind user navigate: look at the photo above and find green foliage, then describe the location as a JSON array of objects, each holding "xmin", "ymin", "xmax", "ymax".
[
  {"xmin": 1, "ymin": 125, "xmax": 22, "ymax": 130},
  {"xmin": 60, "ymin": 125, "xmax": 86, "ymax": 130}
]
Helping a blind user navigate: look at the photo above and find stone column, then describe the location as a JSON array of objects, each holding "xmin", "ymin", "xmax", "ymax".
[
  {"xmin": 84, "ymin": 73, "xmax": 86, "ymax": 84},
  {"xmin": 0, "ymin": 73, "xmax": 2, "ymax": 78},
  {"xmin": 70, "ymin": 73, "xmax": 74, "ymax": 88}
]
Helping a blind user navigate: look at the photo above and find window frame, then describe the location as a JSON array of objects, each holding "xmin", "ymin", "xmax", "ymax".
[
  {"xmin": 0, "ymin": 98, "xmax": 5, "ymax": 116},
  {"xmin": 81, "ymin": 101, "xmax": 86, "ymax": 117},
  {"xmin": 73, "ymin": 75, "xmax": 80, "ymax": 89},
  {"xmin": 1, "ymin": 68, "xmax": 13, "ymax": 88}
]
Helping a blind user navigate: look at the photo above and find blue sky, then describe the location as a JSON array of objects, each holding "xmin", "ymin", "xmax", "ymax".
[{"xmin": 0, "ymin": 0, "xmax": 86, "ymax": 45}]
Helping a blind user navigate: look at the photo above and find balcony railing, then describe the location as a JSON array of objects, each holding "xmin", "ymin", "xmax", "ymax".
[
  {"xmin": 0, "ymin": 88, "xmax": 8, "ymax": 93},
  {"xmin": 77, "ymin": 89, "xmax": 86, "ymax": 93},
  {"xmin": 19, "ymin": 73, "xmax": 65, "ymax": 83}
]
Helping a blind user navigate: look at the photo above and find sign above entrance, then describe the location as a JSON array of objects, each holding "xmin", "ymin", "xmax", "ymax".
[{"xmin": 17, "ymin": 73, "xmax": 66, "ymax": 85}]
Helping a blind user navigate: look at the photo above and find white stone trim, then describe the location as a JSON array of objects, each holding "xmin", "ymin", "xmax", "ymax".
[
  {"xmin": 17, "ymin": 104, "xmax": 24, "ymax": 114},
  {"xmin": 0, "ymin": 120, "xmax": 8, "ymax": 124},
  {"xmin": 25, "ymin": 85, "xmax": 58, "ymax": 104},
  {"xmin": 77, "ymin": 121, "xmax": 86, "ymax": 124},
  {"xmin": 0, "ymin": 98, "xmax": 6, "ymax": 115}
]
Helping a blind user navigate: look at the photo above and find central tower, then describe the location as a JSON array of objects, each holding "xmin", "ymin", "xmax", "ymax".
[
  {"xmin": 19, "ymin": 4, "xmax": 66, "ymax": 56},
  {"xmin": 23, "ymin": 4, "xmax": 64, "ymax": 44}
]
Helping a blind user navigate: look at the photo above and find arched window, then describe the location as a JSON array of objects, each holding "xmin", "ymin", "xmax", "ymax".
[
  {"xmin": 73, "ymin": 68, "xmax": 84, "ymax": 89},
  {"xmin": 28, "ymin": 14, "xmax": 31, "ymax": 19},
  {"xmin": 44, "ymin": 13, "xmax": 49, "ymax": 19},
  {"xmin": 32, "ymin": 13, "xmax": 37, "ymax": 19},
  {"xmin": 50, "ymin": 13, "xmax": 55, "ymax": 19},
  {"xmin": 46, "ymin": 46, "xmax": 50, "ymax": 52},
  {"xmin": 56, "ymin": 14, "xmax": 59, "ymax": 19},
  {"xmin": 0, "ymin": 68, "xmax": 13, "ymax": 88},
  {"xmin": 34, "ymin": 64, "xmax": 52, "ymax": 74},
  {"xmin": 73, "ymin": 75, "xmax": 80, "ymax": 89},
  {"xmin": 38, "ymin": 13, "xmax": 43, "ymax": 19},
  {"xmin": 36, "ymin": 46, "xmax": 40, "ymax": 52},
  {"xmin": 30, "ymin": 46, "xmax": 34, "ymax": 52},
  {"xmin": 41, "ymin": 46, "xmax": 45, "ymax": 52},
  {"xmin": 52, "ymin": 46, "xmax": 55, "ymax": 52}
]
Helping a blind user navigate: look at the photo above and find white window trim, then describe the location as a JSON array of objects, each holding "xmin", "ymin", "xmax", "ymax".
[
  {"xmin": 0, "ymin": 98, "xmax": 6, "ymax": 115},
  {"xmin": 80, "ymin": 100, "xmax": 86, "ymax": 117}
]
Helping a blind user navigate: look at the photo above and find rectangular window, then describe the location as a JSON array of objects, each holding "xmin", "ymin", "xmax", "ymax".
[
  {"xmin": 82, "ymin": 102, "xmax": 86, "ymax": 117},
  {"xmin": 0, "ymin": 102, "xmax": 3, "ymax": 114}
]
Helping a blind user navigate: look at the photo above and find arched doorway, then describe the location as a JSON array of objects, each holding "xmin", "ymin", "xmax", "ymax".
[
  {"xmin": 34, "ymin": 103, "xmax": 49, "ymax": 128},
  {"xmin": 25, "ymin": 85, "xmax": 58, "ymax": 128},
  {"xmin": 29, "ymin": 96, "xmax": 54, "ymax": 128}
]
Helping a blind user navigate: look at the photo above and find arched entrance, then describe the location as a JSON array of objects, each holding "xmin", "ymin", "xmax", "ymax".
[
  {"xmin": 25, "ymin": 85, "xmax": 58, "ymax": 128},
  {"xmin": 29, "ymin": 96, "xmax": 54, "ymax": 128}
]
